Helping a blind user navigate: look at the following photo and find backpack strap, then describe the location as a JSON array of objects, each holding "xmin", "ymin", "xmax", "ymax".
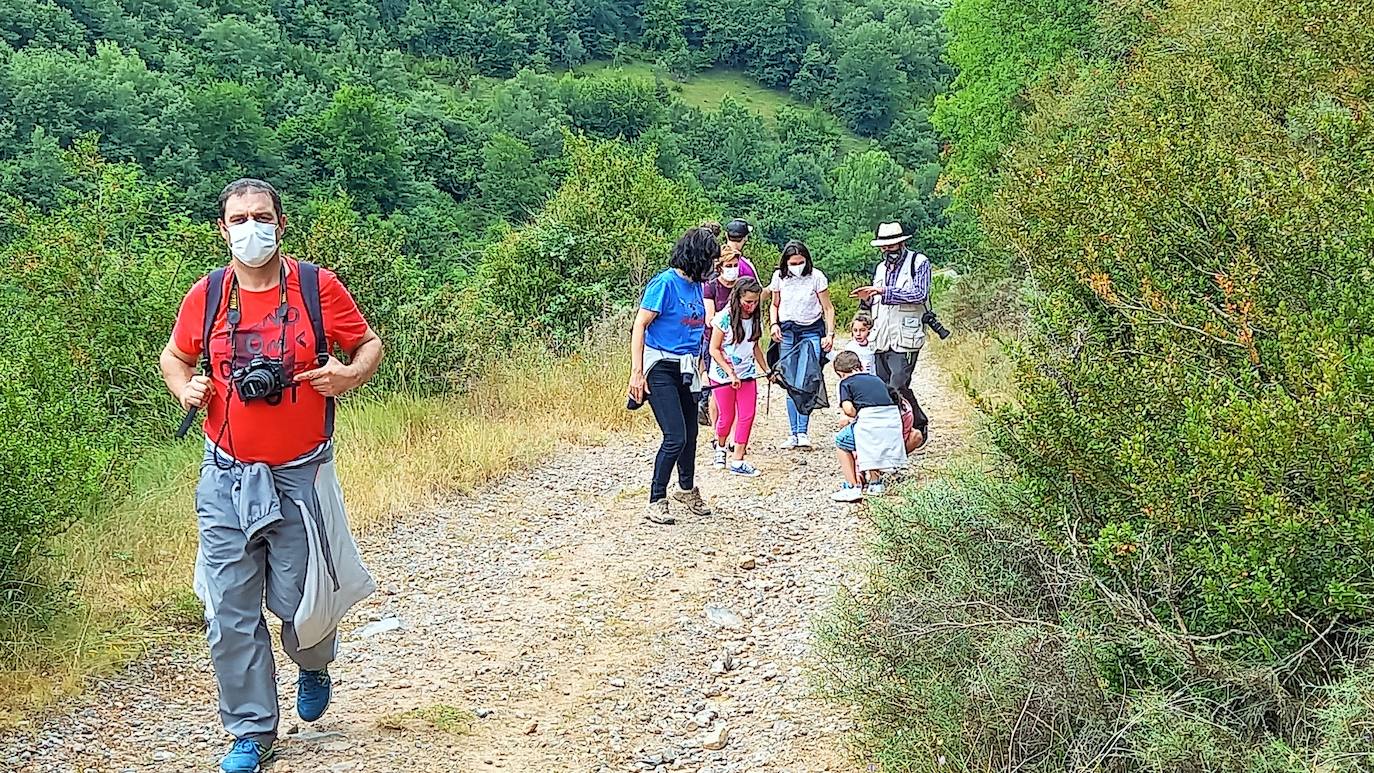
[
  {"xmin": 201, "ymin": 267, "xmax": 228, "ymax": 373},
  {"xmin": 297, "ymin": 261, "xmax": 335, "ymax": 438}
]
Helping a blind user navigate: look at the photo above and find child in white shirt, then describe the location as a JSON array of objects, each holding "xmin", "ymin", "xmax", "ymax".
[{"xmin": 843, "ymin": 313, "xmax": 877, "ymax": 374}]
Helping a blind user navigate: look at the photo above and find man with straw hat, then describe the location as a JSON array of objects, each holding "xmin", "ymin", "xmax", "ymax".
[{"xmin": 849, "ymin": 221, "xmax": 931, "ymax": 447}]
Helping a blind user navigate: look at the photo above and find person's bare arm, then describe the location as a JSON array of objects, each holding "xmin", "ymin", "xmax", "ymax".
[
  {"xmin": 770, "ymin": 290, "xmax": 783, "ymax": 343},
  {"xmin": 160, "ymin": 339, "xmax": 211, "ymax": 411},
  {"xmin": 709, "ymin": 324, "xmax": 736, "ymax": 385},
  {"xmin": 295, "ymin": 326, "xmax": 383, "ymax": 397},
  {"xmin": 819, "ymin": 289, "xmax": 836, "ymax": 351},
  {"xmin": 841, "ymin": 399, "xmax": 857, "ymax": 418},
  {"xmin": 628, "ymin": 308, "xmax": 658, "ymax": 402}
]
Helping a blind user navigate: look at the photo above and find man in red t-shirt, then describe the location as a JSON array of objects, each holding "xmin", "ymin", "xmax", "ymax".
[{"xmin": 159, "ymin": 179, "xmax": 383, "ymax": 773}]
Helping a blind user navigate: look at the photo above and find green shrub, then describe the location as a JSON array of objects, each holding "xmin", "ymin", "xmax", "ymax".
[
  {"xmin": 830, "ymin": 0, "xmax": 1374, "ymax": 769},
  {"xmin": 818, "ymin": 467, "xmax": 1117, "ymax": 771},
  {"xmin": 0, "ymin": 150, "xmax": 219, "ymax": 589},
  {"xmin": 472, "ymin": 134, "xmax": 712, "ymax": 349},
  {"xmin": 985, "ymin": 0, "xmax": 1374, "ymax": 661}
]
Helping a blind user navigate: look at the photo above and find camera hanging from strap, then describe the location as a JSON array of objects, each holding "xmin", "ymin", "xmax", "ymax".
[{"xmin": 225, "ymin": 262, "xmax": 291, "ymax": 391}]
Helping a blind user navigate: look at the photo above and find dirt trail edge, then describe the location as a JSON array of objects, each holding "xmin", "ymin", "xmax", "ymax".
[{"xmin": 6, "ymin": 352, "xmax": 969, "ymax": 773}]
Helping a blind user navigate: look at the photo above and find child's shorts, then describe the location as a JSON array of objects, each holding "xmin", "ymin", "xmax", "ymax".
[{"xmin": 835, "ymin": 424, "xmax": 857, "ymax": 452}]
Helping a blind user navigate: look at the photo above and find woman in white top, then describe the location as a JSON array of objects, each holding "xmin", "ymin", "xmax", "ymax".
[{"xmin": 766, "ymin": 240, "xmax": 836, "ymax": 448}]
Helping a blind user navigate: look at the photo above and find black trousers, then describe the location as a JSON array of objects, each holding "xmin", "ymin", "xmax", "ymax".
[
  {"xmin": 876, "ymin": 349, "xmax": 929, "ymax": 434},
  {"xmin": 646, "ymin": 360, "xmax": 699, "ymax": 502}
]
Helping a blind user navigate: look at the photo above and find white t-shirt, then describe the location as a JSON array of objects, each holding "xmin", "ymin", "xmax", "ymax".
[
  {"xmin": 843, "ymin": 338, "xmax": 876, "ymax": 374},
  {"xmin": 708, "ymin": 310, "xmax": 761, "ymax": 383},
  {"xmin": 768, "ymin": 268, "xmax": 829, "ymax": 325}
]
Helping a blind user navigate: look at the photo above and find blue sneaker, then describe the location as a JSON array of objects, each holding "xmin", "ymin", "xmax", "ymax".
[
  {"xmin": 728, "ymin": 460, "xmax": 762, "ymax": 478},
  {"xmin": 220, "ymin": 739, "xmax": 273, "ymax": 773},
  {"xmin": 297, "ymin": 668, "xmax": 332, "ymax": 722}
]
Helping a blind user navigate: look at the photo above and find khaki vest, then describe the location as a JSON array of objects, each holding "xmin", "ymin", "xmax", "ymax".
[{"xmin": 870, "ymin": 251, "xmax": 930, "ymax": 354}]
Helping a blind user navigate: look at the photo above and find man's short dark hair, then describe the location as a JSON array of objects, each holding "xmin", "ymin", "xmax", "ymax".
[
  {"xmin": 834, "ymin": 350, "xmax": 863, "ymax": 374},
  {"xmin": 218, "ymin": 178, "xmax": 282, "ymax": 220}
]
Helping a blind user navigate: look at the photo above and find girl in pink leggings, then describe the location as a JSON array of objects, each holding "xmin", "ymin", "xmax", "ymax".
[{"xmin": 708, "ymin": 278, "xmax": 767, "ymax": 477}]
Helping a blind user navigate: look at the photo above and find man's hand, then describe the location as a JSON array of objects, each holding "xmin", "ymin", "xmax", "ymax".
[
  {"xmin": 295, "ymin": 356, "xmax": 362, "ymax": 397},
  {"xmin": 180, "ymin": 375, "xmax": 213, "ymax": 412},
  {"xmin": 850, "ymin": 286, "xmax": 882, "ymax": 301}
]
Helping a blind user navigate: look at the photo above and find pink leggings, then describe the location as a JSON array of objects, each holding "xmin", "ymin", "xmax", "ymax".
[{"xmin": 712, "ymin": 379, "xmax": 758, "ymax": 446}]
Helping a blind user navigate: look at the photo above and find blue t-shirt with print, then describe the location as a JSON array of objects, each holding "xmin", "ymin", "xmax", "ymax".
[{"xmin": 641, "ymin": 269, "xmax": 706, "ymax": 355}]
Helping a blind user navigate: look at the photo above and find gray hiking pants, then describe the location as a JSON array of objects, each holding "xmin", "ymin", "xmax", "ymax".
[{"xmin": 195, "ymin": 443, "xmax": 338, "ymax": 745}]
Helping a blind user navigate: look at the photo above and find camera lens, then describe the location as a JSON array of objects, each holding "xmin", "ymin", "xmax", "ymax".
[{"xmin": 233, "ymin": 357, "xmax": 287, "ymax": 402}]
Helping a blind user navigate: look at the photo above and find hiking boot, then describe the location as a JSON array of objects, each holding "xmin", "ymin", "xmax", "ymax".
[
  {"xmin": 645, "ymin": 499, "xmax": 675, "ymax": 525},
  {"xmin": 297, "ymin": 668, "xmax": 332, "ymax": 722},
  {"xmin": 728, "ymin": 460, "xmax": 762, "ymax": 478},
  {"xmin": 831, "ymin": 483, "xmax": 863, "ymax": 503},
  {"xmin": 220, "ymin": 739, "xmax": 273, "ymax": 773},
  {"xmin": 796, "ymin": 433, "xmax": 812, "ymax": 448},
  {"xmin": 779, "ymin": 435, "xmax": 799, "ymax": 449},
  {"xmin": 671, "ymin": 487, "xmax": 712, "ymax": 517}
]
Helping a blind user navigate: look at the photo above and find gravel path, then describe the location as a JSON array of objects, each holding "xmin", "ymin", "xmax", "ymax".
[{"xmin": 4, "ymin": 353, "xmax": 968, "ymax": 772}]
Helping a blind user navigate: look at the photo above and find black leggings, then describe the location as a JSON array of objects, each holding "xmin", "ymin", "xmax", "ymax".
[{"xmin": 646, "ymin": 360, "xmax": 699, "ymax": 502}]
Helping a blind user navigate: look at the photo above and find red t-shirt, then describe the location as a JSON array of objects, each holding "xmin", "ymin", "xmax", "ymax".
[{"xmin": 172, "ymin": 258, "xmax": 370, "ymax": 465}]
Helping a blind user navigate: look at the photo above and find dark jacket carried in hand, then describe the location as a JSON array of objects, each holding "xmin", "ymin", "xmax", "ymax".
[{"xmin": 767, "ymin": 327, "xmax": 829, "ymax": 415}]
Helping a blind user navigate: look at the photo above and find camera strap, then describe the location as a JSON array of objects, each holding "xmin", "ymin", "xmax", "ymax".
[{"xmin": 226, "ymin": 262, "xmax": 290, "ymax": 350}]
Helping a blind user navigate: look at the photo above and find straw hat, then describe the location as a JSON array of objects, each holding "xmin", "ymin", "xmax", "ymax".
[{"xmin": 870, "ymin": 222, "xmax": 913, "ymax": 247}]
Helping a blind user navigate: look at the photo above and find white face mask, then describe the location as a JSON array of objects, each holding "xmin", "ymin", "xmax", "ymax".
[
  {"xmin": 788, "ymin": 264, "xmax": 805, "ymax": 277},
  {"xmin": 228, "ymin": 220, "xmax": 279, "ymax": 267},
  {"xmin": 721, "ymin": 266, "xmax": 740, "ymax": 282}
]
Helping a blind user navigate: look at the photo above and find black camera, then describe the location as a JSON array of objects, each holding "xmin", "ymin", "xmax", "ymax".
[
  {"xmin": 921, "ymin": 309, "xmax": 951, "ymax": 340},
  {"xmin": 232, "ymin": 355, "xmax": 291, "ymax": 403}
]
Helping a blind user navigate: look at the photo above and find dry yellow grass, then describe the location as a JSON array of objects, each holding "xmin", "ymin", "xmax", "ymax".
[
  {"xmin": 0, "ymin": 341, "xmax": 643, "ymax": 723},
  {"xmin": 928, "ymin": 328, "xmax": 1019, "ymax": 414}
]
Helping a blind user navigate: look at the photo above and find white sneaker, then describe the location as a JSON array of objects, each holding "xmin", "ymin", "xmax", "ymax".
[
  {"xmin": 867, "ymin": 480, "xmax": 886, "ymax": 496},
  {"xmin": 830, "ymin": 484, "xmax": 863, "ymax": 503},
  {"xmin": 713, "ymin": 447, "xmax": 728, "ymax": 469},
  {"xmin": 780, "ymin": 435, "xmax": 799, "ymax": 449},
  {"xmin": 728, "ymin": 460, "xmax": 762, "ymax": 478},
  {"xmin": 796, "ymin": 433, "xmax": 812, "ymax": 448}
]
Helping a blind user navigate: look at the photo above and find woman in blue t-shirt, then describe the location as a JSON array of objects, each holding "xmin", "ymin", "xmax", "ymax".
[{"xmin": 629, "ymin": 227, "xmax": 719, "ymax": 525}]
